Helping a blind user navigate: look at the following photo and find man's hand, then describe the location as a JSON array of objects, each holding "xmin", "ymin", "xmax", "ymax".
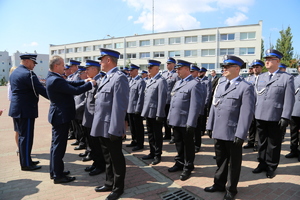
[
  {"xmin": 233, "ymin": 137, "xmax": 244, "ymax": 146},
  {"xmin": 278, "ymin": 118, "xmax": 289, "ymax": 133},
  {"xmin": 90, "ymin": 79, "xmax": 97, "ymax": 86},
  {"xmin": 206, "ymin": 130, "xmax": 212, "ymax": 138}
]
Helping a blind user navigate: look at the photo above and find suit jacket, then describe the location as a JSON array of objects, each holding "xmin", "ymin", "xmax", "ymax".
[
  {"xmin": 141, "ymin": 73, "xmax": 167, "ymax": 118},
  {"xmin": 46, "ymin": 71, "xmax": 92, "ymax": 126},
  {"xmin": 292, "ymin": 74, "xmax": 300, "ymax": 117},
  {"xmin": 255, "ymin": 71, "xmax": 295, "ymax": 121},
  {"xmin": 90, "ymin": 68, "xmax": 129, "ymax": 138},
  {"xmin": 211, "ymin": 76, "xmax": 220, "ymax": 93},
  {"xmin": 168, "ymin": 76, "xmax": 202, "ymax": 128},
  {"xmin": 127, "ymin": 76, "xmax": 146, "ymax": 114},
  {"xmin": 9, "ymin": 65, "xmax": 48, "ymax": 118},
  {"xmin": 201, "ymin": 76, "xmax": 212, "ymax": 106},
  {"xmin": 161, "ymin": 70, "xmax": 180, "ymax": 104},
  {"xmin": 207, "ymin": 77, "xmax": 255, "ymax": 141}
]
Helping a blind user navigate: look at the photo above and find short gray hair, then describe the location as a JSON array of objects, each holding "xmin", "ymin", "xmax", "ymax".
[{"xmin": 49, "ymin": 56, "xmax": 63, "ymax": 70}]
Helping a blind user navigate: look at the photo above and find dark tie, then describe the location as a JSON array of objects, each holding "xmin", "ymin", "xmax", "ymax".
[
  {"xmin": 179, "ymin": 79, "xmax": 184, "ymax": 85},
  {"xmin": 101, "ymin": 75, "xmax": 107, "ymax": 84},
  {"xmin": 269, "ymin": 73, "xmax": 273, "ymax": 81},
  {"xmin": 225, "ymin": 81, "xmax": 230, "ymax": 91}
]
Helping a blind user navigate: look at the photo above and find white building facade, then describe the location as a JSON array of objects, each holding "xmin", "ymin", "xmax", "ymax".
[{"xmin": 49, "ymin": 21, "xmax": 263, "ymax": 71}]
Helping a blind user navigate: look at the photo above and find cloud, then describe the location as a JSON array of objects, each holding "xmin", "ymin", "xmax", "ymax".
[
  {"xmin": 128, "ymin": 16, "xmax": 133, "ymax": 20},
  {"xmin": 224, "ymin": 12, "xmax": 248, "ymax": 26},
  {"xmin": 23, "ymin": 42, "xmax": 39, "ymax": 47}
]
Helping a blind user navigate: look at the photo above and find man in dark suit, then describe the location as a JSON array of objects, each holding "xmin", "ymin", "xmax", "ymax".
[
  {"xmin": 9, "ymin": 54, "xmax": 48, "ymax": 171},
  {"xmin": 46, "ymin": 56, "xmax": 95, "ymax": 184}
]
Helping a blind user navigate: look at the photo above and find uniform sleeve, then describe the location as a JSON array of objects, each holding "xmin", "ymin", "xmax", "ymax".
[
  {"xmin": 187, "ymin": 82, "xmax": 202, "ymax": 127},
  {"xmin": 31, "ymin": 71, "xmax": 48, "ymax": 99},
  {"xmin": 281, "ymin": 75, "xmax": 295, "ymax": 120},
  {"xmin": 156, "ymin": 79, "xmax": 167, "ymax": 118},
  {"xmin": 135, "ymin": 80, "xmax": 146, "ymax": 113}
]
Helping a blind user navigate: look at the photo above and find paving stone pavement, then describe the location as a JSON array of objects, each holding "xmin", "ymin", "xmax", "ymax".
[{"xmin": 0, "ymin": 85, "xmax": 299, "ymax": 200}]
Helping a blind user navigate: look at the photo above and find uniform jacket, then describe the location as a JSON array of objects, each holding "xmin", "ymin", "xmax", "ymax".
[
  {"xmin": 127, "ymin": 76, "xmax": 146, "ymax": 114},
  {"xmin": 141, "ymin": 73, "xmax": 167, "ymax": 118},
  {"xmin": 67, "ymin": 71, "xmax": 80, "ymax": 81},
  {"xmin": 9, "ymin": 65, "xmax": 48, "ymax": 118},
  {"xmin": 168, "ymin": 76, "xmax": 202, "ymax": 128},
  {"xmin": 90, "ymin": 68, "xmax": 129, "ymax": 138},
  {"xmin": 207, "ymin": 77, "xmax": 255, "ymax": 141},
  {"xmin": 201, "ymin": 76, "xmax": 212, "ymax": 106},
  {"xmin": 46, "ymin": 71, "xmax": 92, "ymax": 126},
  {"xmin": 198, "ymin": 78, "xmax": 207, "ymax": 115},
  {"xmin": 74, "ymin": 92, "xmax": 86, "ymax": 120},
  {"xmin": 292, "ymin": 74, "xmax": 300, "ymax": 117},
  {"xmin": 161, "ymin": 70, "xmax": 180, "ymax": 104},
  {"xmin": 255, "ymin": 71, "xmax": 295, "ymax": 121}
]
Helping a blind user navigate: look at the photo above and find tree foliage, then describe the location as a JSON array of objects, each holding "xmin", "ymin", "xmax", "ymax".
[{"xmin": 275, "ymin": 26, "xmax": 294, "ymax": 67}]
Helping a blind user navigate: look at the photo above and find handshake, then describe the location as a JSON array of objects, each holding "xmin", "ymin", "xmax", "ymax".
[{"xmin": 85, "ymin": 78, "xmax": 97, "ymax": 86}]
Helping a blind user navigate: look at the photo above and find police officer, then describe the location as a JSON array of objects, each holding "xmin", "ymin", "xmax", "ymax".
[
  {"xmin": 279, "ymin": 63, "xmax": 287, "ymax": 72},
  {"xmin": 127, "ymin": 64, "xmax": 146, "ymax": 151},
  {"xmin": 167, "ymin": 59, "xmax": 202, "ymax": 181},
  {"xmin": 205, "ymin": 55, "xmax": 255, "ymax": 200},
  {"xmin": 244, "ymin": 59, "xmax": 264, "ymax": 151},
  {"xmin": 141, "ymin": 59, "xmax": 167, "ymax": 165},
  {"xmin": 91, "ymin": 48, "xmax": 129, "ymax": 200},
  {"xmin": 253, "ymin": 49, "xmax": 295, "ymax": 178},
  {"xmin": 161, "ymin": 57, "xmax": 180, "ymax": 141},
  {"xmin": 285, "ymin": 62, "xmax": 300, "ymax": 161},
  {"xmin": 9, "ymin": 54, "xmax": 48, "ymax": 171},
  {"xmin": 141, "ymin": 70, "xmax": 149, "ymax": 81}
]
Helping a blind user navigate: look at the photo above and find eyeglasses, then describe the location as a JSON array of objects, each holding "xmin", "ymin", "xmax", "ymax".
[{"xmin": 264, "ymin": 58, "xmax": 278, "ymax": 62}]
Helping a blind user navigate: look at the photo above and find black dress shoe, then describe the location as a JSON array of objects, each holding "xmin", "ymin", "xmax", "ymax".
[
  {"xmin": 95, "ymin": 185, "xmax": 113, "ymax": 192},
  {"xmin": 204, "ymin": 186, "xmax": 225, "ymax": 192},
  {"xmin": 142, "ymin": 154, "xmax": 155, "ymax": 160},
  {"xmin": 21, "ymin": 165, "xmax": 42, "ymax": 171},
  {"xmin": 79, "ymin": 151, "xmax": 89, "ymax": 157},
  {"xmin": 195, "ymin": 146, "xmax": 200, "ymax": 153},
  {"xmin": 50, "ymin": 171, "xmax": 70, "ymax": 179},
  {"xmin": 223, "ymin": 192, "xmax": 236, "ymax": 200},
  {"xmin": 252, "ymin": 167, "xmax": 264, "ymax": 174},
  {"xmin": 180, "ymin": 170, "xmax": 191, "ymax": 181},
  {"xmin": 243, "ymin": 143, "xmax": 254, "ymax": 149},
  {"xmin": 163, "ymin": 136, "xmax": 171, "ymax": 140},
  {"xmin": 106, "ymin": 191, "xmax": 124, "ymax": 200},
  {"xmin": 74, "ymin": 145, "xmax": 86, "ymax": 150},
  {"xmin": 68, "ymin": 135, "xmax": 75, "ymax": 140},
  {"xmin": 126, "ymin": 141, "xmax": 137, "ymax": 147},
  {"xmin": 32, "ymin": 161, "xmax": 40, "ymax": 165},
  {"xmin": 54, "ymin": 176, "xmax": 76, "ymax": 184},
  {"xmin": 71, "ymin": 141, "xmax": 79, "ymax": 146},
  {"xmin": 169, "ymin": 138, "xmax": 175, "ymax": 144},
  {"xmin": 151, "ymin": 156, "xmax": 161, "ymax": 165},
  {"xmin": 132, "ymin": 146, "xmax": 144, "ymax": 151},
  {"xmin": 82, "ymin": 155, "xmax": 92, "ymax": 162},
  {"xmin": 168, "ymin": 165, "xmax": 183, "ymax": 172},
  {"xmin": 89, "ymin": 168, "xmax": 104, "ymax": 176},
  {"xmin": 285, "ymin": 151, "xmax": 298, "ymax": 158},
  {"xmin": 85, "ymin": 165, "xmax": 96, "ymax": 172},
  {"xmin": 253, "ymin": 145, "xmax": 258, "ymax": 152},
  {"xmin": 266, "ymin": 170, "xmax": 275, "ymax": 178}
]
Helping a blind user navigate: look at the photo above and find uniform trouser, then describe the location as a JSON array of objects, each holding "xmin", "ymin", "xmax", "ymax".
[
  {"xmin": 194, "ymin": 115, "xmax": 202, "ymax": 148},
  {"xmin": 146, "ymin": 117, "xmax": 153, "ymax": 134},
  {"xmin": 247, "ymin": 118, "xmax": 257, "ymax": 144},
  {"xmin": 68, "ymin": 120, "xmax": 75, "ymax": 138},
  {"xmin": 128, "ymin": 113, "xmax": 145, "ymax": 148},
  {"xmin": 213, "ymin": 139, "xmax": 242, "ymax": 195},
  {"xmin": 163, "ymin": 104, "xmax": 171, "ymax": 138},
  {"xmin": 290, "ymin": 116, "xmax": 300, "ymax": 152},
  {"xmin": 199, "ymin": 106, "xmax": 208, "ymax": 132},
  {"xmin": 74, "ymin": 119, "xmax": 85, "ymax": 145},
  {"xmin": 13, "ymin": 118, "xmax": 35, "ymax": 167},
  {"xmin": 146, "ymin": 117, "xmax": 163, "ymax": 157},
  {"xmin": 50, "ymin": 122, "xmax": 70, "ymax": 179},
  {"xmin": 256, "ymin": 120, "xmax": 282, "ymax": 171},
  {"xmin": 99, "ymin": 136, "xmax": 125, "ymax": 193},
  {"xmin": 173, "ymin": 127, "xmax": 195, "ymax": 170}
]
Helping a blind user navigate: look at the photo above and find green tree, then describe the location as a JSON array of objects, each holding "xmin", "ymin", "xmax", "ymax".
[{"xmin": 275, "ymin": 26, "xmax": 294, "ymax": 67}]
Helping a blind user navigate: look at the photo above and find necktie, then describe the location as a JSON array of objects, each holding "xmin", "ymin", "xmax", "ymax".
[
  {"xmin": 225, "ymin": 81, "xmax": 230, "ymax": 91},
  {"xmin": 269, "ymin": 73, "xmax": 273, "ymax": 81},
  {"xmin": 101, "ymin": 75, "xmax": 107, "ymax": 85},
  {"xmin": 179, "ymin": 79, "xmax": 184, "ymax": 85}
]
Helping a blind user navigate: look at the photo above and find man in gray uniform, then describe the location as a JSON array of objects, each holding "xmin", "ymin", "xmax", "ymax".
[
  {"xmin": 167, "ymin": 59, "xmax": 202, "ymax": 181},
  {"xmin": 141, "ymin": 59, "xmax": 167, "ymax": 165},
  {"xmin": 285, "ymin": 62, "xmax": 300, "ymax": 161},
  {"xmin": 90, "ymin": 48, "xmax": 129, "ymax": 200},
  {"xmin": 253, "ymin": 49, "xmax": 295, "ymax": 178},
  {"xmin": 205, "ymin": 55, "xmax": 254, "ymax": 200}
]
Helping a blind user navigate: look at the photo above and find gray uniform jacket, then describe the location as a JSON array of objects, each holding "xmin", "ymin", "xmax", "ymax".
[
  {"xmin": 201, "ymin": 76, "xmax": 212, "ymax": 106},
  {"xmin": 207, "ymin": 77, "xmax": 255, "ymax": 141},
  {"xmin": 74, "ymin": 93, "xmax": 86, "ymax": 120},
  {"xmin": 255, "ymin": 71, "xmax": 295, "ymax": 121},
  {"xmin": 127, "ymin": 76, "xmax": 146, "ymax": 114},
  {"xmin": 67, "ymin": 71, "xmax": 80, "ymax": 81},
  {"xmin": 141, "ymin": 73, "xmax": 167, "ymax": 118},
  {"xmin": 292, "ymin": 74, "xmax": 300, "ymax": 117},
  {"xmin": 198, "ymin": 79, "xmax": 207, "ymax": 115},
  {"xmin": 90, "ymin": 68, "xmax": 129, "ymax": 138},
  {"xmin": 161, "ymin": 70, "xmax": 180, "ymax": 104},
  {"xmin": 168, "ymin": 76, "xmax": 202, "ymax": 128}
]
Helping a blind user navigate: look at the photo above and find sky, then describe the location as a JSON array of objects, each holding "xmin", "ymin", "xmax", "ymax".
[{"xmin": 0, "ymin": 0, "xmax": 299, "ymax": 57}]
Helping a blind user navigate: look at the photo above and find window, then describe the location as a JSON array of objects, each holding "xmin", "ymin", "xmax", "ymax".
[
  {"xmin": 139, "ymin": 64, "xmax": 148, "ymax": 71},
  {"xmin": 66, "ymin": 48, "xmax": 73, "ymax": 53},
  {"xmin": 154, "ymin": 51, "xmax": 165, "ymax": 58},
  {"xmin": 58, "ymin": 49, "xmax": 64, "ymax": 54},
  {"xmin": 115, "ymin": 42, "xmax": 124, "ymax": 49},
  {"xmin": 202, "ymin": 35, "xmax": 216, "ymax": 42},
  {"xmin": 93, "ymin": 45, "xmax": 101, "ymax": 51},
  {"xmin": 201, "ymin": 63, "xmax": 215, "ymax": 69},
  {"xmin": 154, "ymin": 38, "xmax": 165, "ymax": 46},
  {"xmin": 126, "ymin": 41, "xmax": 136, "ymax": 48},
  {"xmin": 220, "ymin": 33, "xmax": 235, "ymax": 41},
  {"xmin": 140, "ymin": 40, "xmax": 150, "ymax": 46},
  {"xmin": 104, "ymin": 44, "xmax": 112, "ymax": 48},
  {"xmin": 126, "ymin": 53, "xmax": 136, "ymax": 59},
  {"xmin": 201, "ymin": 49, "xmax": 215, "ymax": 56},
  {"xmin": 93, "ymin": 56, "xmax": 99, "ymax": 60},
  {"xmin": 66, "ymin": 58, "xmax": 71, "ymax": 63},
  {"xmin": 240, "ymin": 47, "xmax": 255, "ymax": 55},
  {"xmin": 74, "ymin": 57, "xmax": 82, "ymax": 61},
  {"xmin": 169, "ymin": 37, "xmax": 181, "ymax": 44},
  {"xmin": 220, "ymin": 48, "xmax": 234, "ymax": 55},
  {"xmin": 51, "ymin": 50, "xmax": 57, "ymax": 55},
  {"xmin": 185, "ymin": 36, "xmax": 197, "ymax": 43},
  {"xmin": 83, "ymin": 46, "xmax": 91, "ymax": 52},
  {"xmin": 240, "ymin": 32, "xmax": 256, "ymax": 40},
  {"xmin": 169, "ymin": 51, "xmax": 181, "ymax": 57},
  {"xmin": 119, "ymin": 54, "xmax": 124, "ymax": 59},
  {"xmin": 185, "ymin": 50, "xmax": 197, "ymax": 57},
  {"xmin": 84, "ymin": 56, "xmax": 91, "ymax": 61},
  {"xmin": 75, "ymin": 47, "xmax": 82, "ymax": 53},
  {"xmin": 140, "ymin": 52, "xmax": 150, "ymax": 58}
]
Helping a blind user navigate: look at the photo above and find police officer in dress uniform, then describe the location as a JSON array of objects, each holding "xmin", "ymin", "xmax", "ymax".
[
  {"xmin": 205, "ymin": 55, "xmax": 255, "ymax": 200},
  {"xmin": 161, "ymin": 57, "xmax": 180, "ymax": 141},
  {"xmin": 252, "ymin": 49, "xmax": 295, "ymax": 178},
  {"xmin": 141, "ymin": 70, "xmax": 149, "ymax": 81},
  {"xmin": 127, "ymin": 64, "xmax": 146, "ymax": 151},
  {"xmin": 90, "ymin": 48, "xmax": 129, "ymax": 200},
  {"xmin": 9, "ymin": 54, "xmax": 48, "ymax": 171},
  {"xmin": 46, "ymin": 56, "xmax": 95, "ymax": 184},
  {"xmin": 279, "ymin": 63, "xmax": 287, "ymax": 72},
  {"xmin": 285, "ymin": 62, "xmax": 300, "ymax": 161},
  {"xmin": 141, "ymin": 59, "xmax": 167, "ymax": 165},
  {"xmin": 243, "ymin": 59, "xmax": 264, "ymax": 151},
  {"xmin": 167, "ymin": 60, "xmax": 202, "ymax": 181}
]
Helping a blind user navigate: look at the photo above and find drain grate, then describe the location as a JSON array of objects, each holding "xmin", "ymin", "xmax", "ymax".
[{"xmin": 162, "ymin": 189, "xmax": 197, "ymax": 200}]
